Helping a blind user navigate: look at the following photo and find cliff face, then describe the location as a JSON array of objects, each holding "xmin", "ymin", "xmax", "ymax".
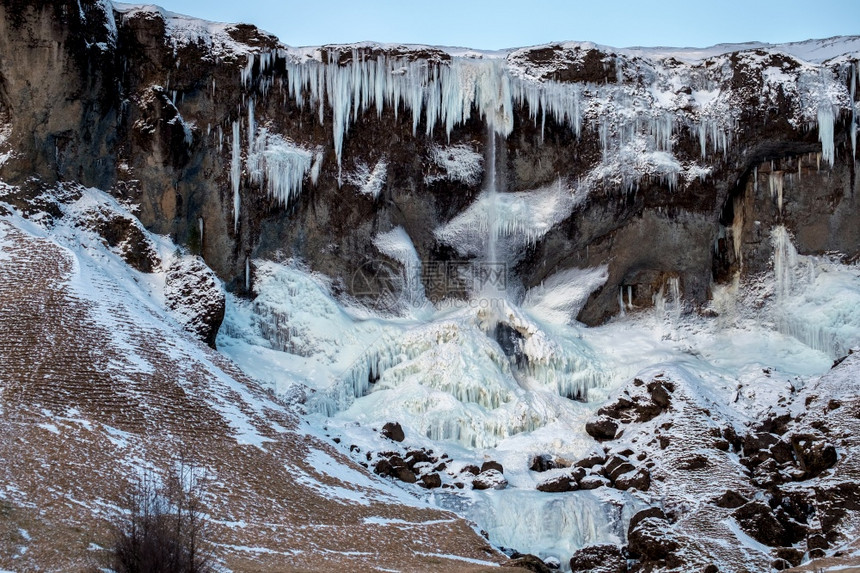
[{"xmin": 0, "ymin": 1, "xmax": 858, "ymax": 325}]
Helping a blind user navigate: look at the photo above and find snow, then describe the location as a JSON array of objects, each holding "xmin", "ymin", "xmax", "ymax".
[
  {"xmin": 113, "ymin": 3, "xmax": 259, "ymax": 59},
  {"xmin": 373, "ymin": 226, "xmax": 426, "ymax": 307},
  {"xmin": 522, "ymin": 266, "xmax": 609, "ymax": 325},
  {"xmin": 435, "ymin": 179, "xmax": 581, "ymax": 260},
  {"xmin": 247, "ymin": 128, "xmax": 321, "ymax": 205},
  {"xmin": 213, "ymin": 209, "xmax": 860, "ymax": 562},
  {"xmin": 1, "ymin": 185, "xmax": 289, "ymax": 451},
  {"xmin": 347, "ymin": 159, "xmax": 387, "ymax": 198},
  {"xmin": 438, "ymin": 488, "xmax": 639, "ymax": 566},
  {"xmin": 425, "ymin": 144, "xmax": 484, "ymax": 186}
]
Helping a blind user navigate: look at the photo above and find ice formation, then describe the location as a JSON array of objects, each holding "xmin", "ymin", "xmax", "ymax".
[
  {"xmin": 425, "ymin": 144, "xmax": 484, "ymax": 186},
  {"xmin": 439, "ymin": 490, "xmax": 641, "ymax": 567},
  {"xmin": 242, "ymin": 49, "xmax": 741, "ymax": 170},
  {"xmin": 246, "ymin": 128, "xmax": 321, "ymax": 205},
  {"xmin": 230, "ymin": 121, "xmax": 241, "ymax": 232},
  {"xmin": 373, "ymin": 226, "xmax": 426, "ymax": 306},
  {"xmin": 817, "ymin": 104, "xmax": 835, "ymax": 167},
  {"xmin": 435, "ymin": 179, "xmax": 581, "ymax": 260},
  {"xmin": 347, "ymin": 159, "xmax": 388, "ymax": 198},
  {"xmin": 769, "ymin": 225, "xmax": 860, "ymax": 359},
  {"xmin": 769, "ymin": 171, "xmax": 785, "ymax": 213}
]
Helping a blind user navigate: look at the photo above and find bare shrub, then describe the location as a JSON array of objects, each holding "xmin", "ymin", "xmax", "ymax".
[{"xmin": 111, "ymin": 459, "xmax": 214, "ymax": 573}]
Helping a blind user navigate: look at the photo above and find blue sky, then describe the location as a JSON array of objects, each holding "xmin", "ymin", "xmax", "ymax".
[{"xmin": 157, "ymin": 0, "xmax": 859, "ymax": 50}]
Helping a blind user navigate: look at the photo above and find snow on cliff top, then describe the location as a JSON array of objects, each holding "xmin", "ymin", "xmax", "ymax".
[{"xmin": 111, "ymin": 2, "xmax": 860, "ymax": 65}]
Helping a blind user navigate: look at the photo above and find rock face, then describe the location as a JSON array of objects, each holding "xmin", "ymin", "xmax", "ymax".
[
  {"xmin": 164, "ymin": 255, "xmax": 226, "ymax": 347},
  {"xmin": 0, "ymin": 2, "xmax": 857, "ymax": 326}
]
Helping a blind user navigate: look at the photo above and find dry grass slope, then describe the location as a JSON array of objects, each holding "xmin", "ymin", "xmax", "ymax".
[{"xmin": 0, "ymin": 220, "xmax": 503, "ymax": 572}]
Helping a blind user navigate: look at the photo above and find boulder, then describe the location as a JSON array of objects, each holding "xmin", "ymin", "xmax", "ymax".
[
  {"xmin": 791, "ymin": 435, "xmax": 837, "ymax": 477},
  {"xmin": 536, "ymin": 475, "xmax": 575, "ymax": 493},
  {"xmin": 713, "ymin": 490, "xmax": 748, "ymax": 509},
  {"xmin": 373, "ymin": 455, "xmax": 417, "ymax": 484},
  {"xmin": 628, "ymin": 517, "xmax": 680, "ymax": 560},
  {"xmin": 481, "ymin": 460, "xmax": 504, "ymax": 474},
  {"xmin": 381, "ymin": 422, "xmax": 405, "ymax": 442},
  {"xmin": 568, "ymin": 544, "xmax": 626, "ymax": 573},
  {"xmin": 585, "ymin": 416, "xmax": 619, "ymax": 441},
  {"xmin": 628, "ymin": 507, "xmax": 666, "ymax": 534},
  {"xmin": 574, "ymin": 451, "xmax": 606, "ymax": 469},
  {"xmin": 604, "ymin": 456, "xmax": 636, "ymax": 482},
  {"xmin": 405, "ymin": 449, "xmax": 433, "ymax": 469},
  {"xmin": 504, "ymin": 553, "xmax": 553, "ymax": 572},
  {"xmin": 530, "ymin": 454, "xmax": 557, "ymax": 472},
  {"xmin": 733, "ymin": 501, "xmax": 788, "ymax": 547},
  {"xmin": 473, "ymin": 469, "xmax": 508, "ymax": 490},
  {"xmin": 578, "ymin": 474, "xmax": 609, "ymax": 490},
  {"xmin": 773, "ymin": 547, "xmax": 803, "ymax": 567},
  {"xmin": 419, "ymin": 473, "xmax": 442, "ymax": 489},
  {"xmin": 614, "ymin": 468, "xmax": 650, "ymax": 491},
  {"xmin": 164, "ymin": 256, "xmax": 225, "ymax": 348},
  {"xmin": 461, "ymin": 464, "xmax": 481, "ymax": 476}
]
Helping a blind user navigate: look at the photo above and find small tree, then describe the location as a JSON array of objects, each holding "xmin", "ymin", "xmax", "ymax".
[{"xmin": 112, "ymin": 459, "xmax": 214, "ymax": 573}]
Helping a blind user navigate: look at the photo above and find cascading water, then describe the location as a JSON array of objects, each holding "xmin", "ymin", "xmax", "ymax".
[{"xmin": 485, "ymin": 130, "xmax": 499, "ymax": 271}]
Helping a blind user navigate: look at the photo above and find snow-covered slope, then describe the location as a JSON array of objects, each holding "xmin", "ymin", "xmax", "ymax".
[{"xmin": 0, "ymin": 183, "xmax": 502, "ymax": 572}]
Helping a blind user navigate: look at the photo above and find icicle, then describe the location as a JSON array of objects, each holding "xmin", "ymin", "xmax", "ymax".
[
  {"xmin": 668, "ymin": 277, "xmax": 681, "ymax": 321},
  {"xmin": 198, "ymin": 217, "xmax": 203, "ymax": 248},
  {"xmin": 851, "ymin": 63, "xmax": 857, "ymax": 160},
  {"xmin": 245, "ymin": 256, "xmax": 250, "ymax": 291},
  {"xmin": 769, "ymin": 171, "xmax": 784, "ymax": 213},
  {"xmin": 731, "ymin": 193, "xmax": 744, "ymax": 263},
  {"xmin": 247, "ymin": 98, "xmax": 255, "ymax": 151},
  {"xmin": 231, "ymin": 121, "xmax": 241, "ymax": 233},
  {"xmin": 772, "ymin": 225, "xmax": 797, "ymax": 300},
  {"xmin": 246, "ymin": 128, "xmax": 319, "ymax": 206},
  {"xmin": 618, "ymin": 287, "xmax": 626, "ymax": 317},
  {"xmin": 241, "ymin": 53, "xmax": 255, "ymax": 88},
  {"xmin": 627, "ymin": 285, "xmax": 633, "ymax": 308},
  {"xmin": 817, "ymin": 104, "xmax": 835, "ymax": 167}
]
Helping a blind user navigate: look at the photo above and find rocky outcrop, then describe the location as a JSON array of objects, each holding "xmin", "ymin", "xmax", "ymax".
[
  {"xmin": 165, "ymin": 255, "xmax": 226, "ymax": 348},
  {"xmin": 565, "ymin": 351, "xmax": 860, "ymax": 571},
  {"xmin": 1, "ymin": 2, "xmax": 857, "ymax": 326}
]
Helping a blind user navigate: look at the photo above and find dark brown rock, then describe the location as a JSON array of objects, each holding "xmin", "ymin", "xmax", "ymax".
[
  {"xmin": 773, "ymin": 547, "xmax": 803, "ymax": 567},
  {"xmin": 381, "ymin": 422, "xmax": 404, "ymax": 442},
  {"xmin": 504, "ymin": 553, "xmax": 553, "ymax": 573},
  {"xmin": 472, "ymin": 469, "xmax": 508, "ymax": 490},
  {"xmin": 733, "ymin": 501, "xmax": 787, "ymax": 547},
  {"xmin": 628, "ymin": 507, "xmax": 666, "ymax": 534},
  {"xmin": 586, "ymin": 416, "xmax": 619, "ymax": 441},
  {"xmin": 628, "ymin": 517, "xmax": 679, "ymax": 560},
  {"xmin": 578, "ymin": 474, "xmax": 608, "ymax": 490},
  {"xmin": 614, "ymin": 468, "xmax": 650, "ymax": 491},
  {"xmin": 536, "ymin": 475, "xmax": 575, "ymax": 493},
  {"xmin": 713, "ymin": 490, "xmax": 748, "ymax": 509},
  {"xmin": 791, "ymin": 435, "xmax": 837, "ymax": 477},
  {"xmin": 807, "ymin": 533, "xmax": 828, "ymax": 550},
  {"xmin": 419, "ymin": 473, "xmax": 442, "ymax": 489},
  {"xmin": 530, "ymin": 454, "xmax": 557, "ymax": 472},
  {"xmin": 481, "ymin": 460, "xmax": 504, "ymax": 474},
  {"xmin": 574, "ymin": 451, "xmax": 606, "ymax": 469},
  {"xmin": 568, "ymin": 544, "xmax": 626, "ymax": 573},
  {"xmin": 461, "ymin": 464, "xmax": 481, "ymax": 476},
  {"xmin": 164, "ymin": 255, "xmax": 226, "ymax": 348}
]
